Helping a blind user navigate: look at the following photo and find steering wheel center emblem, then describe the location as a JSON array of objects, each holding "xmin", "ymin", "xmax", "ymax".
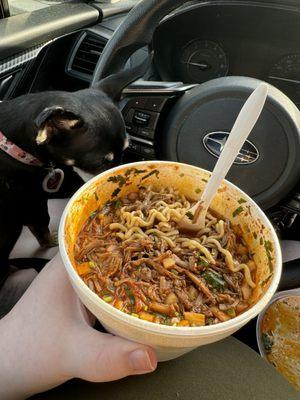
[{"xmin": 203, "ymin": 131, "xmax": 259, "ymax": 165}]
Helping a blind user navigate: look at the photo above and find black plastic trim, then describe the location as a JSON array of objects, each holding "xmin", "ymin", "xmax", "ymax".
[
  {"xmin": 91, "ymin": 1, "xmax": 135, "ymax": 18},
  {"xmin": 0, "ymin": 3, "xmax": 100, "ymax": 61}
]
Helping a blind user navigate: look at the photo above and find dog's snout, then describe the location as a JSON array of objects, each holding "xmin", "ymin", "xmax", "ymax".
[{"xmin": 123, "ymin": 136, "xmax": 130, "ymax": 150}]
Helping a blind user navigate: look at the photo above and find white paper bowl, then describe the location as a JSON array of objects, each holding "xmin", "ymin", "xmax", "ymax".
[{"xmin": 59, "ymin": 161, "xmax": 282, "ymax": 361}]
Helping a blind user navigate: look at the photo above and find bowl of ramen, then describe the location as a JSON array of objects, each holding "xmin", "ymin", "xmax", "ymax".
[
  {"xmin": 257, "ymin": 289, "xmax": 300, "ymax": 391},
  {"xmin": 59, "ymin": 161, "xmax": 282, "ymax": 361}
]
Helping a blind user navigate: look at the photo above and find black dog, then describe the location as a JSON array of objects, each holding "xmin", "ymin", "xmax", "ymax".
[{"xmin": 0, "ymin": 61, "xmax": 147, "ymax": 284}]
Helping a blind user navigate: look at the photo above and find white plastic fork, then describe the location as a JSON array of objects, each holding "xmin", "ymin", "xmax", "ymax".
[{"xmin": 179, "ymin": 82, "xmax": 269, "ymax": 232}]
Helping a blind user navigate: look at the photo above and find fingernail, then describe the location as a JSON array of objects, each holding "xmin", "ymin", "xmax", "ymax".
[{"xmin": 129, "ymin": 349, "xmax": 156, "ymax": 373}]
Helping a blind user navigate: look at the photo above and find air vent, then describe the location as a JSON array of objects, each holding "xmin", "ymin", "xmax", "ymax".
[{"xmin": 68, "ymin": 34, "xmax": 107, "ymax": 80}]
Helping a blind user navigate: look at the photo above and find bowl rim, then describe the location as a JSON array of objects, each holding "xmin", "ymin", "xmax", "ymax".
[
  {"xmin": 256, "ymin": 288, "xmax": 300, "ymax": 358},
  {"xmin": 59, "ymin": 160, "xmax": 282, "ymax": 337}
]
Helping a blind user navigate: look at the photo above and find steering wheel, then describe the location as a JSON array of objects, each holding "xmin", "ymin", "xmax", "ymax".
[{"xmin": 92, "ymin": 0, "xmax": 300, "ymax": 210}]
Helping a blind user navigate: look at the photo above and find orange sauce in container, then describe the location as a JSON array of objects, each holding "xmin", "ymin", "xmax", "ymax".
[{"xmin": 257, "ymin": 290, "xmax": 300, "ymax": 391}]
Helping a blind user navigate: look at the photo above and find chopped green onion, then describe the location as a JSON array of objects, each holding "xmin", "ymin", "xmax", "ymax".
[
  {"xmin": 125, "ymin": 287, "xmax": 135, "ymax": 305},
  {"xmin": 171, "ymin": 269, "xmax": 178, "ymax": 275},
  {"xmin": 197, "ymin": 257, "xmax": 209, "ymax": 267},
  {"xmin": 114, "ymin": 200, "xmax": 123, "ymax": 209},
  {"xmin": 108, "ymin": 175, "xmax": 126, "ymax": 187},
  {"xmin": 141, "ymin": 170, "xmax": 160, "ymax": 181},
  {"xmin": 264, "ymin": 240, "xmax": 273, "ymax": 252},
  {"xmin": 103, "ymin": 295, "xmax": 113, "ymax": 303},
  {"xmin": 112, "ymin": 188, "xmax": 121, "ymax": 198},
  {"xmin": 232, "ymin": 206, "xmax": 244, "ymax": 218},
  {"xmin": 125, "ymin": 169, "xmax": 133, "ymax": 177},
  {"xmin": 227, "ymin": 308, "xmax": 236, "ymax": 317},
  {"xmin": 89, "ymin": 261, "xmax": 97, "ymax": 269},
  {"xmin": 264, "ymin": 240, "xmax": 274, "ymax": 271},
  {"xmin": 186, "ymin": 211, "xmax": 194, "ymax": 220},
  {"xmin": 202, "ymin": 178, "xmax": 208, "ymax": 183},
  {"xmin": 195, "ymin": 188, "xmax": 201, "ymax": 194},
  {"xmin": 238, "ymin": 198, "xmax": 247, "ymax": 204}
]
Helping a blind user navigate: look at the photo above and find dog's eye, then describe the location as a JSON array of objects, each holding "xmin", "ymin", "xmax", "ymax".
[
  {"xmin": 105, "ymin": 152, "xmax": 114, "ymax": 162},
  {"xmin": 65, "ymin": 159, "xmax": 75, "ymax": 166}
]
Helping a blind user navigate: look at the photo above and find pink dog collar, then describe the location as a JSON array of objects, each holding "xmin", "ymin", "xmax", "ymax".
[
  {"xmin": 0, "ymin": 131, "xmax": 43, "ymax": 167},
  {"xmin": 0, "ymin": 131, "xmax": 64, "ymax": 193}
]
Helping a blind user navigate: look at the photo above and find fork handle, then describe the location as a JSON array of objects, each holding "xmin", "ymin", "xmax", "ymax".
[{"xmin": 198, "ymin": 83, "xmax": 269, "ymax": 218}]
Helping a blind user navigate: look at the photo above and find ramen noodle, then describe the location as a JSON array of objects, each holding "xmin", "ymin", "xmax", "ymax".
[{"xmin": 74, "ymin": 186, "xmax": 257, "ymax": 327}]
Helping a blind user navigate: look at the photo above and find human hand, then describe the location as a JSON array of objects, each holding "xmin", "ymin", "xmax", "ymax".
[{"xmin": 0, "ymin": 254, "xmax": 157, "ymax": 399}]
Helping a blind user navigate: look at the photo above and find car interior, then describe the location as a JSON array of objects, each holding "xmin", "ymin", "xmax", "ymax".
[{"xmin": 0, "ymin": 0, "xmax": 299, "ymax": 395}]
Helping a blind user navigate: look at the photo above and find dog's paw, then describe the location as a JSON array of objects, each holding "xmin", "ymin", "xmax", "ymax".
[{"xmin": 41, "ymin": 232, "xmax": 58, "ymax": 248}]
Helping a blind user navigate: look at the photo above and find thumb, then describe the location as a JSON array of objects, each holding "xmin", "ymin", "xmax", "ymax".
[{"xmin": 65, "ymin": 327, "xmax": 157, "ymax": 382}]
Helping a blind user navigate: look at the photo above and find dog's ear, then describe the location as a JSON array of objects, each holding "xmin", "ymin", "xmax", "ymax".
[
  {"xmin": 35, "ymin": 106, "xmax": 84, "ymax": 145},
  {"xmin": 95, "ymin": 53, "xmax": 153, "ymax": 101}
]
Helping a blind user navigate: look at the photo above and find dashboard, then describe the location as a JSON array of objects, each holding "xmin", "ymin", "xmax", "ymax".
[{"xmin": 153, "ymin": 1, "xmax": 300, "ymax": 108}]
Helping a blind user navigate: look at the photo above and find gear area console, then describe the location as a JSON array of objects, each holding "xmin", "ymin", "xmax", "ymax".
[{"xmin": 120, "ymin": 81, "xmax": 195, "ymax": 162}]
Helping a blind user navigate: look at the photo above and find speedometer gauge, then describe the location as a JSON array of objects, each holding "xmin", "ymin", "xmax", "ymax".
[
  {"xmin": 269, "ymin": 54, "xmax": 300, "ymax": 83},
  {"xmin": 179, "ymin": 40, "xmax": 229, "ymax": 84}
]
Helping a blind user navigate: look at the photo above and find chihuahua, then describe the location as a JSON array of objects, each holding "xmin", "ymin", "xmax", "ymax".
[{"xmin": 0, "ymin": 60, "xmax": 148, "ymax": 283}]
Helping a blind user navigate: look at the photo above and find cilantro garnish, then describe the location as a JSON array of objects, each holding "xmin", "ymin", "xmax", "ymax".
[{"xmin": 202, "ymin": 271, "xmax": 226, "ymax": 290}]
